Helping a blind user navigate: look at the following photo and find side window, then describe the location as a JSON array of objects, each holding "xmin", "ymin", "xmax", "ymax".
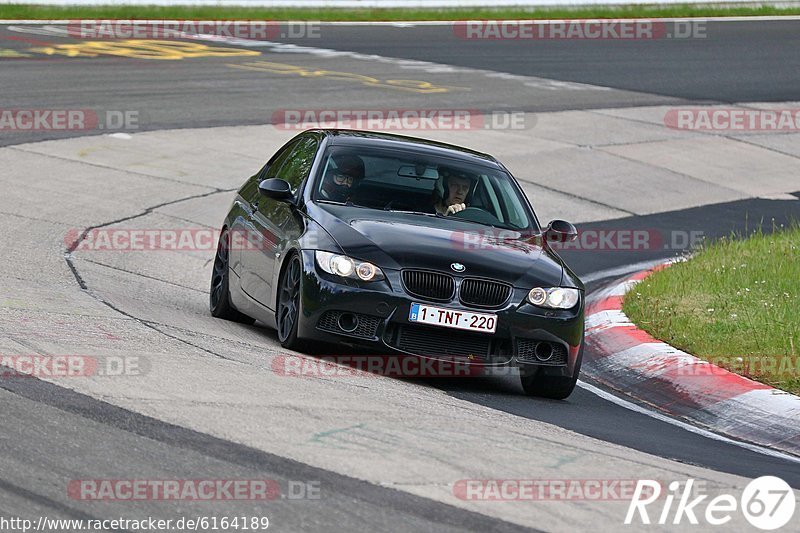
[
  {"xmin": 239, "ymin": 175, "xmax": 260, "ymax": 205},
  {"xmin": 495, "ymin": 179, "xmax": 529, "ymax": 229},
  {"xmin": 262, "ymin": 138, "xmax": 301, "ymax": 180},
  {"xmin": 480, "ymin": 175, "xmax": 505, "ymax": 223},
  {"xmin": 275, "ymin": 135, "xmax": 319, "ymax": 192}
]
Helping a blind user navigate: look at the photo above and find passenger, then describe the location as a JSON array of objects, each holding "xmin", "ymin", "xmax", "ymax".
[
  {"xmin": 320, "ymin": 154, "xmax": 365, "ymax": 203},
  {"xmin": 434, "ymin": 167, "xmax": 474, "ymax": 216}
]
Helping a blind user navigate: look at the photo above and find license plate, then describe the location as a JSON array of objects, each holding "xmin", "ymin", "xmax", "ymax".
[{"xmin": 409, "ymin": 303, "xmax": 497, "ymax": 334}]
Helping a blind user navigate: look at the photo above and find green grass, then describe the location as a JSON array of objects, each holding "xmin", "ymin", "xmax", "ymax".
[
  {"xmin": 623, "ymin": 225, "xmax": 800, "ymax": 395},
  {"xmin": 1, "ymin": 4, "xmax": 800, "ymax": 20}
]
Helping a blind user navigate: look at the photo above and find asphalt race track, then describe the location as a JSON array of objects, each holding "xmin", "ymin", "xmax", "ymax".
[{"xmin": 1, "ymin": 19, "xmax": 800, "ymax": 532}]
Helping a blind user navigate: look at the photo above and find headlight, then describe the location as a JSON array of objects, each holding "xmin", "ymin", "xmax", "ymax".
[
  {"xmin": 527, "ymin": 287, "xmax": 580, "ymax": 309},
  {"xmin": 315, "ymin": 251, "xmax": 385, "ymax": 282}
]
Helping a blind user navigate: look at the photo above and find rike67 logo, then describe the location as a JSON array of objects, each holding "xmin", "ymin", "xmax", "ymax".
[{"xmin": 626, "ymin": 477, "xmax": 796, "ymax": 530}]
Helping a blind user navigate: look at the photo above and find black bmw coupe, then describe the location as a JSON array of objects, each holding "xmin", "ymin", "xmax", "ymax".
[{"xmin": 210, "ymin": 129, "xmax": 584, "ymax": 398}]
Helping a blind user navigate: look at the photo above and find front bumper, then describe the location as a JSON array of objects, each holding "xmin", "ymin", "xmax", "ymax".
[{"xmin": 296, "ymin": 250, "xmax": 584, "ymax": 377}]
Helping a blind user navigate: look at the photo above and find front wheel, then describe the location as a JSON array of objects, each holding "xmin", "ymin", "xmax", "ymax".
[
  {"xmin": 520, "ymin": 371, "xmax": 578, "ymax": 400},
  {"xmin": 276, "ymin": 254, "xmax": 305, "ymax": 350},
  {"xmin": 209, "ymin": 227, "xmax": 254, "ymax": 325}
]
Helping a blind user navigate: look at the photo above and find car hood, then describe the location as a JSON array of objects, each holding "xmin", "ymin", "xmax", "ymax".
[{"xmin": 310, "ymin": 203, "xmax": 565, "ymax": 288}]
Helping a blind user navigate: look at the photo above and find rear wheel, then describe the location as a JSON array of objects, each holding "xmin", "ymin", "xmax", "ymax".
[
  {"xmin": 276, "ymin": 254, "xmax": 305, "ymax": 350},
  {"xmin": 209, "ymin": 228, "xmax": 254, "ymax": 325},
  {"xmin": 519, "ymin": 342, "xmax": 583, "ymax": 400}
]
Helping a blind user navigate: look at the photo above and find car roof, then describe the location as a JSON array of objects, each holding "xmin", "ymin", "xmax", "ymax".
[{"xmin": 312, "ymin": 129, "xmax": 502, "ymax": 169}]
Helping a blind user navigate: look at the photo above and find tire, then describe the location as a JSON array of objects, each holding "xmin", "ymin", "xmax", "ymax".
[
  {"xmin": 209, "ymin": 227, "xmax": 255, "ymax": 325},
  {"xmin": 276, "ymin": 253, "xmax": 305, "ymax": 351},
  {"xmin": 519, "ymin": 341, "xmax": 583, "ymax": 400}
]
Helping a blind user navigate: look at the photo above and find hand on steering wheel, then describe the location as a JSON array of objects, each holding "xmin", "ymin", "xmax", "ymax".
[{"xmin": 446, "ymin": 203, "xmax": 466, "ymax": 215}]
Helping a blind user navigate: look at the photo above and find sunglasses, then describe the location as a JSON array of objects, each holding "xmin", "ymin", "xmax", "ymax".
[{"xmin": 333, "ymin": 172, "xmax": 357, "ymax": 186}]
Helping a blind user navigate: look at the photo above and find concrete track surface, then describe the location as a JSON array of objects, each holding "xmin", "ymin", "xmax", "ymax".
[{"xmin": 1, "ymin": 20, "xmax": 800, "ymax": 532}]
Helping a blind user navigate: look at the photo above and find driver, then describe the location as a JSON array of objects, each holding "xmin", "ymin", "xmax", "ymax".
[
  {"xmin": 320, "ymin": 154, "xmax": 365, "ymax": 203},
  {"xmin": 434, "ymin": 167, "xmax": 474, "ymax": 216}
]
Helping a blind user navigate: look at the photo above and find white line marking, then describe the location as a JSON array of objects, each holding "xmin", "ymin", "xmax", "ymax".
[
  {"xmin": 581, "ymin": 258, "xmax": 666, "ymax": 284},
  {"xmin": 577, "ymin": 380, "xmax": 800, "ymax": 464}
]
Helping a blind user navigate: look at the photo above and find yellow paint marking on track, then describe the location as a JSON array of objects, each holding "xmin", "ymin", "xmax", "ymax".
[
  {"xmin": 27, "ymin": 40, "xmax": 261, "ymax": 60},
  {"xmin": 227, "ymin": 60, "xmax": 467, "ymax": 94},
  {"xmin": 0, "ymin": 49, "xmax": 33, "ymax": 58}
]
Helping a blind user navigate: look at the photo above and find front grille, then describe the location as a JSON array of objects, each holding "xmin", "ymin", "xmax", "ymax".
[
  {"xmin": 402, "ymin": 270, "xmax": 455, "ymax": 301},
  {"xmin": 317, "ymin": 311, "xmax": 381, "ymax": 339},
  {"xmin": 394, "ymin": 325, "xmax": 491, "ymax": 361},
  {"xmin": 459, "ymin": 278, "xmax": 512, "ymax": 307},
  {"xmin": 516, "ymin": 339, "xmax": 568, "ymax": 366}
]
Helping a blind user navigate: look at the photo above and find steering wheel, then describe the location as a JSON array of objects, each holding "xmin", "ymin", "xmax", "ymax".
[{"xmin": 451, "ymin": 207, "xmax": 502, "ymax": 226}]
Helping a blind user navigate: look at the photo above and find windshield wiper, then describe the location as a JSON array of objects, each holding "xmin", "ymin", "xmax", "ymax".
[
  {"xmin": 317, "ymin": 199, "xmax": 369, "ymax": 209},
  {"xmin": 433, "ymin": 212, "xmax": 500, "ymax": 229},
  {"xmin": 391, "ymin": 209, "xmax": 439, "ymax": 218}
]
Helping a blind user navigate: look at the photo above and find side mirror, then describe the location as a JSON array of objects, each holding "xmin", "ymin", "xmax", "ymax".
[
  {"xmin": 259, "ymin": 178, "xmax": 294, "ymax": 202},
  {"xmin": 544, "ymin": 219, "xmax": 578, "ymax": 243}
]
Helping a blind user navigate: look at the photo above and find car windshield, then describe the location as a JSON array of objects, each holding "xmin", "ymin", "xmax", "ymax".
[{"xmin": 313, "ymin": 145, "xmax": 535, "ymax": 230}]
